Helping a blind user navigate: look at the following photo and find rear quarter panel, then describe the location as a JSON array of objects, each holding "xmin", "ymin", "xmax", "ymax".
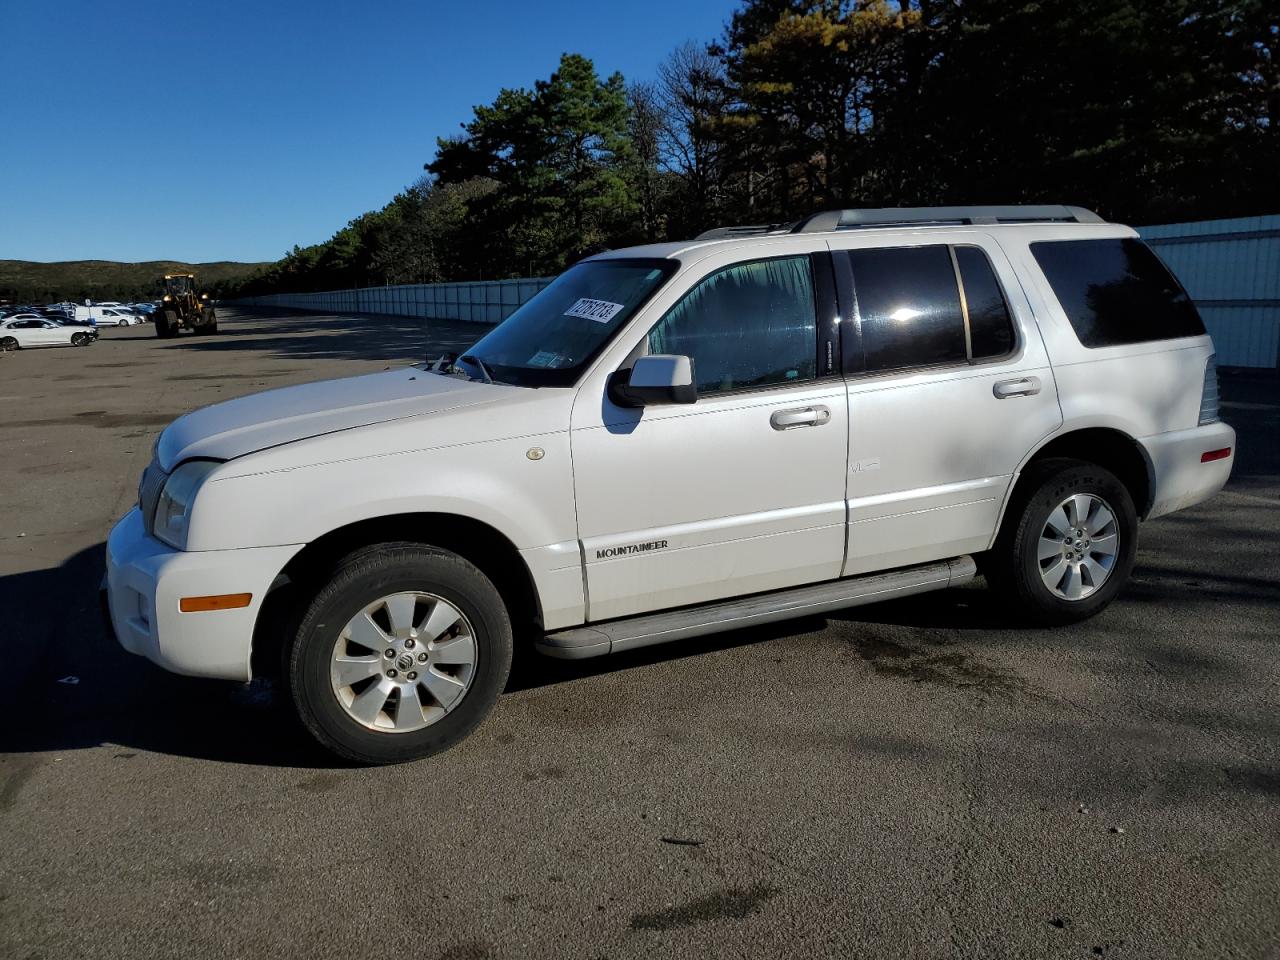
[{"xmin": 996, "ymin": 226, "xmax": 1214, "ymax": 438}]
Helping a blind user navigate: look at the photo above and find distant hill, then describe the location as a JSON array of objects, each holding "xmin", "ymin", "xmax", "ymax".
[{"xmin": 0, "ymin": 259, "xmax": 270, "ymax": 303}]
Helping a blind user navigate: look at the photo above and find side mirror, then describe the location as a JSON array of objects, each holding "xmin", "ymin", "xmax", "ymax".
[{"xmin": 609, "ymin": 354, "xmax": 697, "ymax": 408}]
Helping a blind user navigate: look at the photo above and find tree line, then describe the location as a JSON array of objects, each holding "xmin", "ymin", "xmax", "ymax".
[{"xmin": 221, "ymin": 0, "xmax": 1278, "ymax": 298}]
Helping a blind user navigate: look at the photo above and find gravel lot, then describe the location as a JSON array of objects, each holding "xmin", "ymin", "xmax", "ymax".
[{"xmin": 1, "ymin": 308, "xmax": 1277, "ymax": 960}]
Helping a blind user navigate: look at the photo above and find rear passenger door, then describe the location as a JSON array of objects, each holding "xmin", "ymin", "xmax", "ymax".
[{"xmin": 832, "ymin": 235, "xmax": 1063, "ymax": 574}]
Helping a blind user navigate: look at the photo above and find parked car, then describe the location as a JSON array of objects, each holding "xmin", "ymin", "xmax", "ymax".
[
  {"xmin": 1, "ymin": 316, "xmax": 95, "ymax": 349},
  {"xmin": 75, "ymin": 306, "xmax": 144, "ymax": 326},
  {"xmin": 51, "ymin": 317, "xmax": 100, "ymax": 339},
  {"xmin": 103, "ymin": 204, "xmax": 1234, "ymax": 765}
]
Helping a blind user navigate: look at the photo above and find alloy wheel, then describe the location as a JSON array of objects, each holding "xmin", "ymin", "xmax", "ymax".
[
  {"xmin": 329, "ymin": 591, "xmax": 478, "ymax": 733},
  {"xmin": 1037, "ymin": 493, "xmax": 1120, "ymax": 601}
]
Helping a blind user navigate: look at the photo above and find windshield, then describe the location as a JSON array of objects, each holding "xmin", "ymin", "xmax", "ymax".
[
  {"xmin": 459, "ymin": 258, "xmax": 676, "ymax": 387},
  {"xmin": 164, "ymin": 276, "xmax": 193, "ymax": 295}
]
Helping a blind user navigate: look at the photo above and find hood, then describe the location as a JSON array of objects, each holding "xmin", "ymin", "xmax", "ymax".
[{"xmin": 156, "ymin": 367, "xmax": 498, "ymax": 469}]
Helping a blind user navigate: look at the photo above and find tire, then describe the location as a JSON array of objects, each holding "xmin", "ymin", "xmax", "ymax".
[
  {"xmin": 0, "ymin": 336, "xmax": 17, "ymax": 352},
  {"xmin": 71, "ymin": 331, "xmax": 89, "ymax": 346},
  {"xmin": 156, "ymin": 312, "xmax": 178, "ymax": 339},
  {"xmin": 287, "ymin": 543, "xmax": 513, "ymax": 764},
  {"xmin": 988, "ymin": 458, "xmax": 1137, "ymax": 626}
]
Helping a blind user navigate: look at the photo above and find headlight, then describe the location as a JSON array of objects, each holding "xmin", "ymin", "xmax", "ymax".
[{"xmin": 153, "ymin": 460, "xmax": 220, "ymax": 549}]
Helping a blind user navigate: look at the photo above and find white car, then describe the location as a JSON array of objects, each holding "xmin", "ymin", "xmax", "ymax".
[
  {"xmin": 103, "ymin": 205, "xmax": 1235, "ymax": 764},
  {"xmin": 73, "ymin": 306, "xmax": 142, "ymax": 326},
  {"xmin": 99, "ymin": 307, "xmax": 145, "ymax": 326},
  {"xmin": 1, "ymin": 316, "xmax": 95, "ymax": 349}
]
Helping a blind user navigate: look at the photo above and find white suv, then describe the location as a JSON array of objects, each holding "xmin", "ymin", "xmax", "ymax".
[{"xmin": 103, "ymin": 205, "xmax": 1235, "ymax": 764}]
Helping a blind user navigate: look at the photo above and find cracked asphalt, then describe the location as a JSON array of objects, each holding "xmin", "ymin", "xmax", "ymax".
[{"xmin": 1, "ymin": 309, "xmax": 1277, "ymax": 959}]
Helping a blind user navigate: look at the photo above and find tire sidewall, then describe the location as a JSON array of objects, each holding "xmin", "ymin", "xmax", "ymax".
[
  {"xmin": 289, "ymin": 548, "xmax": 512, "ymax": 764},
  {"xmin": 1012, "ymin": 462, "xmax": 1137, "ymax": 623}
]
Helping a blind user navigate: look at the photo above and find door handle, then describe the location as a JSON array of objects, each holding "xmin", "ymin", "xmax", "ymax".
[
  {"xmin": 770, "ymin": 405, "xmax": 831, "ymax": 430},
  {"xmin": 993, "ymin": 376, "xmax": 1042, "ymax": 399}
]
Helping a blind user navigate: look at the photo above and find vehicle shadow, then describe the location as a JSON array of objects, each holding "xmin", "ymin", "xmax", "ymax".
[
  {"xmin": 0, "ymin": 543, "xmax": 336, "ymax": 767},
  {"xmin": 0, "ymin": 542, "xmax": 836, "ymax": 768}
]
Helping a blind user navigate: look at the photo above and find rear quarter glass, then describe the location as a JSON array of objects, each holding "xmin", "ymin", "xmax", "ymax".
[{"xmin": 1030, "ymin": 237, "xmax": 1206, "ymax": 348}]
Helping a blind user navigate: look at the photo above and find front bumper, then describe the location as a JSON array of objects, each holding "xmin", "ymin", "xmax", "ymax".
[
  {"xmin": 1140, "ymin": 421, "xmax": 1237, "ymax": 520},
  {"xmin": 103, "ymin": 508, "xmax": 302, "ymax": 680}
]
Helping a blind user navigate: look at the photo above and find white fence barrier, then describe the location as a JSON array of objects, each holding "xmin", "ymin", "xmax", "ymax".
[{"xmin": 233, "ymin": 277, "xmax": 554, "ymax": 325}]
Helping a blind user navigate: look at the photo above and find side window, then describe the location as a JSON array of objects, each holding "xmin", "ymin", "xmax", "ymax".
[
  {"xmin": 1030, "ymin": 237, "xmax": 1206, "ymax": 347},
  {"xmin": 647, "ymin": 256, "xmax": 817, "ymax": 395},
  {"xmin": 846, "ymin": 245, "xmax": 966, "ymax": 372},
  {"xmin": 955, "ymin": 246, "xmax": 1015, "ymax": 359}
]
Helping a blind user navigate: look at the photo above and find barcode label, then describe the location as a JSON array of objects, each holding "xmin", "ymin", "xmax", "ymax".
[{"xmin": 564, "ymin": 298, "xmax": 624, "ymax": 323}]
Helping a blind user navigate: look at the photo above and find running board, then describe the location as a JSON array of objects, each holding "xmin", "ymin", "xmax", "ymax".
[{"xmin": 536, "ymin": 555, "xmax": 977, "ymax": 660}]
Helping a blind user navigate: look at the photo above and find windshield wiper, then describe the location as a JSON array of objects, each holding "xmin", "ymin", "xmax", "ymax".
[
  {"xmin": 426, "ymin": 351, "xmax": 459, "ymax": 375},
  {"xmin": 460, "ymin": 354, "xmax": 495, "ymax": 384}
]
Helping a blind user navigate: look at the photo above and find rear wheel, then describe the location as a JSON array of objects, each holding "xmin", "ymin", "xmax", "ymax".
[
  {"xmin": 287, "ymin": 543, "xmax": 513, "ymax": 764},
  {"xmin": 0, "ymin": 336, "xmax": 17, "ymax": 351},
  {"xmin": 988, "ymin": 458, "xmax": 1137, "ymax": 625}
]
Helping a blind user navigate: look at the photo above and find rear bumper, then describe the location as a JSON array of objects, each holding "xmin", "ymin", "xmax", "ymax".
[
  {"xmin": 104, "ymin": 507, "xmax": 302, "ymax": 680},
  {"xmin": 1140, "ymin": 421, "xmax": 1236, "ymax": 520}
]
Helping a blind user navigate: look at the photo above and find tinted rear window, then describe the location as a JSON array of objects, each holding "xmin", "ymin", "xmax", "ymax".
[{"xmin": 1031, "ymin": 238, "xmax": 1205, "ymax": 347}]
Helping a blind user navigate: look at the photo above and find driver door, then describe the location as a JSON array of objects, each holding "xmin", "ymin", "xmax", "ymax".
[{"xmin": 571, "ymin": 249, "xmax": 849, "ymax": 622}]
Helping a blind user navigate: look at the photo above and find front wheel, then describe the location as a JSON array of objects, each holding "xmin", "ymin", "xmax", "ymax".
[
  {"xmin": 287, "ymin": 543, "xmax": 513, "ymax": 764},
  {"xmin": 155, "ymin": 311, "xmax": 178, "ymax": 339},
  {"xmin": 988, "ymin": 459, "xmax": 1137, "ymax": 625},
  {"xmin": 71, "ymin": 331, "xmax": 90, "ymax": 346}
]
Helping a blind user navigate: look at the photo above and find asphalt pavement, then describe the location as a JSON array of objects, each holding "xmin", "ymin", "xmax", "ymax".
[{"xmin": 1, "ymin": 308, "xmax": 1277, "ymax": 959}]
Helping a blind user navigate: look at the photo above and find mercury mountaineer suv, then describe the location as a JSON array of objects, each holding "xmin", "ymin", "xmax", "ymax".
[{"xmin": 103, "ymin": 205, "xmax": 1236, "ymax": 764}]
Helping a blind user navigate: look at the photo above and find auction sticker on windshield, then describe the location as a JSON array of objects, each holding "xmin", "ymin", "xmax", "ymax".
[{"xmin": 564, "ymin": 298, "xmax": 625, "ymax": 323}]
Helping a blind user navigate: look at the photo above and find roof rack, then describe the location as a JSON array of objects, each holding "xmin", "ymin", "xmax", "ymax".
[
  {"xmin": 693, "ymin": 223, "xmax": 793, "ymax": 241},
  {"xmin": 789, "ymin": 205, "xmax": 1104, "ymax": 233}
]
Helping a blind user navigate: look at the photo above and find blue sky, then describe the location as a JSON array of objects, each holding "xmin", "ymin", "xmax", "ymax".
[{"xmin": 0, "ymin": 0, "xmax": 737, "ymax": 264}]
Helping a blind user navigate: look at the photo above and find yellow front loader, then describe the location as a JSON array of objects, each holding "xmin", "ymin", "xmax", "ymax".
[{"xmin": 155, "ymin": 274, "xmax": 217, "ymax": 338}]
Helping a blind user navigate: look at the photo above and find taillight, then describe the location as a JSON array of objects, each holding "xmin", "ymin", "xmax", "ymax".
[{"xmin": 1198, "ymin": 354, "xmax": 1220, "ymax": 425}]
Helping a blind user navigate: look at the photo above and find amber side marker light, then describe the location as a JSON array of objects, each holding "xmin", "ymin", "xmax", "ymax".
[
  {"xmin": 1201, "ymin": 448, "xmax": 1232, "ymax": 463},
  {"xmin": 180, "ymin": 593, "xmax": 252, "ymax": 613}
]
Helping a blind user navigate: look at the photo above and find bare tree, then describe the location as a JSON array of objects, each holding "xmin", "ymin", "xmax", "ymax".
[
  {"xmin": 626, "ymin": 82, "xmax": 666, "ymax": 240},
  {"xmin": 655, "ymin": 41, "xmax": 729, "ymax": 232}
]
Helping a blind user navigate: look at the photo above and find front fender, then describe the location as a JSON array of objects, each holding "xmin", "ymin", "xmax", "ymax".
[{"xmin": 186, "ymin": 428, "xmax": 577, "ymax": 553}]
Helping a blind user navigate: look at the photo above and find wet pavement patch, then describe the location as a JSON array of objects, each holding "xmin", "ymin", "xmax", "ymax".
[
  {"xmin": 629, "ymin": 884, "xmax": 775, "ymax": 930},
  {"xmin": 170, "ymin": 371, "xmax": 296, "ymax": 381},
  {"xmin": 848, "ymin": 633, "xmax": 1034, "ymax": 696},
  {"xmin": 6, "ymin": 410, "xmax": 182, "ymax": 429}
]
